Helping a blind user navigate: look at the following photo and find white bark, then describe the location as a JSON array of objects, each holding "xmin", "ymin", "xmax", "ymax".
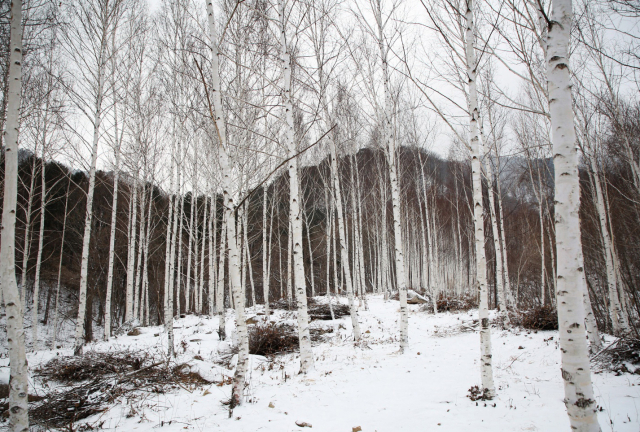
[
  {"xmin": 465, "ymin": 0, "xmax": 495, "ymax": 397},
  {"xmin": 133, "ymin": 183, "xmax": 146, "ymax": 321},
  {"xmin": 244, "ymin": 204, "xmax": 256, "ymax": 306},
  {"xmin": 547, "ymin": 0, "xmax": 601, "ymax": 428},
  {"xmin": 176, "ymin": 189, "xmax": 184, "ymax": 315},
  {"xmin": 583, "ymin": 281, "xmax": 602, "ymax": 352},
  {"xmin": 166, "ymin": 148, "xmax": 180, "ymax": 358},
  {"xmin": 141, "ymin": 182, "xmax": 153, "ymax": 325},
  {"xmin": 279, "ymin": 0, "xmax": 314, "ymax": 372},
  {"xmin": 104, "ymin": 117, "xmax": 123, "ymax": 341},
  {"xmin": 327, "ymin": 119, "xmax": 361, "ymax": 340},
  {"xmin": 74, "ymin": 29, "xmax": 108, "ymax": 355},
  {"xmin": 374, "ymin": 0, "xmax": 408, "ymax": 350},
  {"xmin": 125, "ymin": 177, "xmax": 138, "ymax": 322},
  {"xmin": 589, "ymin": 157, "xmax": 628, "ymax": 334},
  {"xmin": 494, "ymin": 156, "xmax": 512, "ymax": 307},
  {"xmin": 194, "ymin": 187, "xmax": 201, "ymax": 312},
  {"xmin": 380, "ymin": 169, "xmax": 390, "ymax": 299},
  {"xmin": 206, "ymin": 0, "xmax": 249, "ymax": 406},
  {"xmin": 186, "ymin": 184, "xmax": 195, "ymax": 313},
  {"xmin": 484, "ymin": 149, "xmax": 507, "ymax": 312},
  {"xmin": 418, "ymin": 152, "xmax": 436, "ymax": 312},
  {"xmin": 287, "ymin": 220, "xmax": 292, "ymax": 302},
  {"xmin": 217, "ymin": 215, "xmax": 227, "ymax": 338},
  {"xmin": 324, "ymin": 185, "xmax": 332, "ymax": 296},
  {"xmin": 263, "ymin": 185, "xmax": 270, "ymax": 316},
  {"xmin": 19, "ymin": 157, "xmax": 36, "ymax": 305},
  {"xmin": 303, "ymin": 207, "xmax": 315, "ymax": 298},
  {"xmin": 199, "ymin": 195, "xmax": 208, "ymax": 313},
  {"xmin": 31, "ymin": 146, "xmax": 47, "ymax": 348},
  {"xmin": 53, "ymin": 182, "xmax": 70, "ymax": 349},
  {"xmin": 208, "ymin": 194, "xmax": 216, "ymax": 317},
  {"xmin": 1, "ymin": 1, "xmax": 29, "ymax": 427}
]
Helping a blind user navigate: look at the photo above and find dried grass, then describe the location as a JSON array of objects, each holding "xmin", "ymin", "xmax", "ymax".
[
  {"xmin": 269, "ymin": 297, "xmax": 350, "ymax": 321},
  {"xmin": 29, "ymin": 350, "xmax": 212, "ymax": 429},
  {"xmin": 248, "ymin": 323, "xmax": 335, "ymax": 356},
  {"xmin": 516, "ymin": 305, "xmax": 558, "ymax": 331}
]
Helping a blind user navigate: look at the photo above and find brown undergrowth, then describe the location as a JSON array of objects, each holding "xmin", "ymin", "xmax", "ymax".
[{"xmin": 26, "ymin": 350, "xmax": 213, "ymax": 429}]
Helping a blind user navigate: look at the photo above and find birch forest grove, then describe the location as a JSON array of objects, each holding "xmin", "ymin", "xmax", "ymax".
[{"xmin": 0, "ymin": 0, "xmax": 639, "ymax": 431}]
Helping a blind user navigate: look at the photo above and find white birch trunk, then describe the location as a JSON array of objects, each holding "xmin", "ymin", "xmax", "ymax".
[
  {"xmin": 465, "ymin": 0, "xmax": 495, "ymax": 397},
  {"xmin": 74, "ymin": 32, "xmax": 108, "ymax": 355},
  {"xmin": 583, "ymin": 281, "xmax": 602, "ymax": 352},
  {"xmin": 125, "ymin": 176, "xmax": 139, "ymax": 322},
  {"xmin": 208, "ymin": 195, "xmax": 216, "ymax": 317},
  {"xmin": 19, "ymin": 158, "xmax": 36, "ymax": 304},
  {"xmin": 418, "ymin": 152, "xmax": 437, "ymax": 312},
  {"xmin": 354, "ymin": 156, "xmax": 368, "ymax": 309},
  {"xmin": 303, "ymin": 207, "xmax": 315, "ymax": 298},
  {"xmin": 53, "ymin": 183, "xmax": 70, "ymax": 348},
  {"xmin": 176, "ymin": 190, "xmax": 185, "ymax": 315},
  {"xmin": 217, "ymin": 215, "xmax": 227, "ymax": 338},
  {"xmin": 374, "ymin": 0, "xmax": 408, "ymax": 350},
  {"xmin": 186, "ymin": 185, "xmax": 195, "ymax": 313},
  {"xmin": 194, "ymin": 188, "xmax": 201, "ymax": 312},
  {"xmin": 245, "ymin": 205, "xmax": 256, "ymax": 306},
  {"xmin": 141, "ymin": 183, "xmax": 153, "ymax": 325},
  {"xmin": 484, "ymin": 151, "xmax": 507, "ymax": 312},
  {"xmin": 263, "ymin": 185, "xmax": 271, "ymax": 316},
  {"xmin": 32, "ymin": 146, "xmax": 47, "ymax": 348},
  {"xmin": 287, "ymin": 220, "xmax": 293, "ymax": 302},
  {"xmin": 199, "ymin": 196, "xmax": 208, "ymax": 312},
  {"xmin": 380, "ymin": 172, "xmax": 390, "ymax": 299},
  {"xmin": 494, "ymin": 159, "xmax": 513, "ymax": 307},
  {"xmin": 166, "ymin": 148, "xmax": 181, "ymax": 358},
  {"xmin": 279, "ymin": 0, "xmax": 314, "ymax": 371},
  {"xmin": 1, "ymin": 1, "xmax": 29, "ymax": 427},
  {"xmin": 547, "ymin": 0, "xmax": 601, "ymax": 428},
  {"xmin": 104, "ymin": 123, "xmax": 122, "ymax": 340},
  {"xmin": 327, "ymin": 118, "xmax": 361, "ymax": 340},
  {"xmin": 589, "ymin": 157, "xmax": 628, "ymax": 334},
  {"xmin": 133, "ymin": 183, "xmax": 146, "ymax": 321},
  {"xmin": 325, "ymin": 186, "xmax": 332, "ymax": 296},
  {"xmin": 206, "ymin": 0, "xmax": 249, "ymax": 406}
]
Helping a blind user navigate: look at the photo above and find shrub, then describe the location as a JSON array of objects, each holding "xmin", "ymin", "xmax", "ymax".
[
  {"xmin": 436, "ymin": 293, "xmax": 477, "ymax": 313},
  {"xmin": 519, "ymin": 305, "xmax": 558, "ymax": 330},
  {"xmin": 248, "ymin": 322, "xmax": 335, "ymax": 356},
  {"xmin": 248, "ymin": 323, "xmax": 299, "ymax": 356}
]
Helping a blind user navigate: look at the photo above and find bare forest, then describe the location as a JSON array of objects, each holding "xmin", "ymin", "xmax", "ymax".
[{"xmin": 0, "ymin": 0, "xmax": 639, "ymax": 431}]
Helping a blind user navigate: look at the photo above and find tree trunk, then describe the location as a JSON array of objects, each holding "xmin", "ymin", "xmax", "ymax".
[
  {"xmin": 31, "ymin": 145, "xmax": 47, "ymax": 348},
  {"xmin": 125, "ymin": 176, "xmax": 139, "ymax": 322},
  {"xmin": 279, "ymin": 0, "xmax": 314, "ymax": 372},
  {"xmin": 104, "ymin": 126, "xmax": 122, "ymax": 340},
  {"xmin": 206, "ymin": 0, "xmax": 249, "ymax": 407},
  {"xmin": 465, "ymin": 0, "xmax": 495, "ymax": 397},
  {"xmin": 547, "ymin": 0, "xmax": 601, "ymax": 428},
  {"xmin": 74, "ymin": 33, "xmax": 107, "ymax": 356},
  {"xmin": 374, "ymin": 0, "xmax": 408, "ymax": 348},
  {"xmin": 1, "ymin": 1, "xmax": 29, "ymax": 427},
  {"xmin": 53, "ymin": 182, "xmax": 70, "ymax": 348},
  {"xmin": 263, "ymin": 185, "xmax": 270, "ymax": 316},
  {"xmin": 19, "ymin": 157, "xmax": 36, "ymax": 305}
]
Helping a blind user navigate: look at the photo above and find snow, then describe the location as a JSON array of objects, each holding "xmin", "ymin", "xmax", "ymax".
[{"xmin": 8, "ymin": 294, "xmax": 640, "ymax": 431}]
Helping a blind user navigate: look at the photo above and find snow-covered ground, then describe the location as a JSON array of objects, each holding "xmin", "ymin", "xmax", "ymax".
[{"xmin": 4, "ymin": 294, "xmax": 638, "ymax": 431}]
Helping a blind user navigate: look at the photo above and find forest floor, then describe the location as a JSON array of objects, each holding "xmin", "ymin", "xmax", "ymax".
[{"xmin": 2, "ymin": 294, "xmax": 639, "ymax": 431}]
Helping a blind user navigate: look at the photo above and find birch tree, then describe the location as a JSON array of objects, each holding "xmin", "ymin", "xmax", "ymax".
[
  {"xmin": 278, "ymin": 0, "xmax": 314, "ymax": 371},
  {"xmin": 204, "ymin": 0, "xmax": 250, "ymax": 407},
  {"xmin": 1, "ymin": 0, "xmax": 29, "ymax": 428},
  {"xmin": 62, "ymin": 0, "xmax": 128, "ymax": 355},
  {"xmin": 367, "ymin": 0, "xmax": 409, "ymax": 351},
  {"xmin": 546, "ymin": 0, "xmax": 601, "ymax": 429}
]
